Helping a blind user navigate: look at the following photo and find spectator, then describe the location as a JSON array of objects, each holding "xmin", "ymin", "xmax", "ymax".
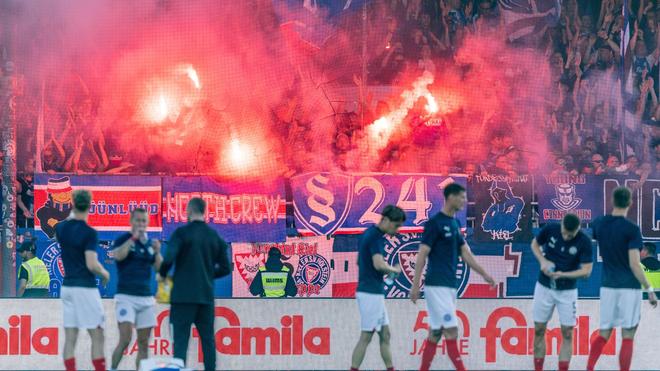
[
  {"xmin": 16, "ymin": 159, "xmax": 34, "ymax": 228},
  {"xmin": 591, "ymin": 153, "xmax": 607, "ymax": 175},
  {"xmin": 605, "ymin": 154, "xmax": 621, "ymax": 174}
]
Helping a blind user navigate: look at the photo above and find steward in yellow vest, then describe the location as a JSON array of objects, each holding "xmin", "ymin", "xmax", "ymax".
[
  {"xmin": 17, "ymin": 239, "xmax": 51, "ymax": 298},
  {"xmin": 249, "ymin": 247, "xmax": 298, "ymax": 298},
  {"xmin": 641, "ymin": 243, "xmax": 660, "ymax": 292}
]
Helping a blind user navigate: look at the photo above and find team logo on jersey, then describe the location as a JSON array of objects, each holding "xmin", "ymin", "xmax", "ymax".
[
  {"xmin": 568, "ymin": 246, "xmax": 578, "ymax": 255},
  {"xmin": 551, "ymin": 183, "xmax": 582, "ymax": 210},
  {"xmin": 234, "ymin": 253, "xmax": 265, "ymax": 285},
  {"xmin": 383, "ymin": 234, "xmax": 469, "ymax": 298},
  {"xmin": 481, "ymin": 181, "xmax": 525, "ymax": 240},
  {"xmin": 41, "ymin": 241, "xmax": 64, "ymax": 295},
  {"xmin": 291, "ymin": 173, "xmax": 353, "ymax": 236},
  {"xmin": 294, "ymin": 254, "xmax": 331, "ymax": 289}
]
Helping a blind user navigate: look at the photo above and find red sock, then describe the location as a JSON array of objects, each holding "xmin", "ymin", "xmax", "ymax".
[
  {"xmin": 420, "ymin": 339, "xmax": 438, "ymax": 371},
  {"xmin": 387, "ymin": 368, "xmax": 395, "ymax": 371},
  {"xmin": 350, "ymin": 368, "xmax": 358, "ymax": 371},
  {"xmin": 64, "ymin": 358, "xmax": 76, "ymax": 371},
  {"xmin": 534, "ymin": 357, "xmax": 544, "ymax": 371},
  {"xmin": 619, "ymin": 338, "xmax": 634, "ymax": 371},
  {"xmin": 558, "ymin": 360, "xmax": 569, "ymax": 371},
  {"xmin": 587, "ymin": 335, "xmax": 608, "ymax": 371},
  {"xmin": 92, "ymin": 357, "xmax": 106, "ymax": 371},
  {"xmin": 446, "ymin": 339, "xmax": 467, "ymax": 371}
]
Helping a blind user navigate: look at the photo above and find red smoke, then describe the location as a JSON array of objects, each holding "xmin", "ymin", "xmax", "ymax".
[{"xmin": 9, "ymin": 1, "xmax": 554, "ymax": 177}]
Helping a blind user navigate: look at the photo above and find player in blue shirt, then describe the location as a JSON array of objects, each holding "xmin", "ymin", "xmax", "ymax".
[
  {"xmin": 411, "ymin": 183, "xmax": 496, "ymax": 371},
  {"xmin": 350, "ymin": 205, "xmax": 405, "ymax": 371},
  {"xmin": 110, "ymin": 208, "xmax": 162, "ymax": 371},
  {"xmin": 56, "ymin": 190, "xmax": 109, "ymax": 371},
  {"xmin": 530, "ymin": 214, "xmax": 593, "ymax": 371},
  {"xmin": 587, "ymin": 187, "xmax": 657, "ymax": 371}
]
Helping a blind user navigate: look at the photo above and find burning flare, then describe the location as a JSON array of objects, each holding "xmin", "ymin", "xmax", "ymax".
[{"xmin": 185, "ymin": 65, "xmax": 201, "ymax": 89}]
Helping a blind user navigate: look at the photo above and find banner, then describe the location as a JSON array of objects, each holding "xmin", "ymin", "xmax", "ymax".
[
  {"xmin": 538, "ymin": 174, "xmax": 601, "ymax": 223},
  {"xmin": 1, "ymin": 299, "xmax": 659, "ymax": 370},
  {"xmin": 472, "ymin": 174, "xmax": 533, "ymax": 243},
  {"xmin": 34, "ymin": 174, "xmax": 162, "ymax": 240},
  {"xmin": 232, "ymin": 236, "xmax": 333, "ymax": 297},
  {"xmin": 603, "ymin": 177, "xmax": 660, "ymax": 241},
  {"xmin": 291, "ymin": 172, "xmax": 467, "ymax": 236},
  {"xmin": 162, "ymin": 176, "xmax": 286, "ymax": 242}
]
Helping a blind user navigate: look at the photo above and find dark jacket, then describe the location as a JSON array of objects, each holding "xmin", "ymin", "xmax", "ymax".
[
  {"xmin": 160, "ymin": 221, "xmax": 231, "ymax": 304},
  {"xmin": 249, "ymin": 257, "xmax": 298, "ymax": 297},
  {"xmin": 642, "ymin": 256, "xmax": 660, "ymax": 271}
]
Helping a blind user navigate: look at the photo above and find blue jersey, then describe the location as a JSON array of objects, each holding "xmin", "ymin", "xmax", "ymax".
[
  {"xmin": 113, "ymin": 233, "xmax": 157, "ymax": 296},
  {"xmin": 535, "ymin": 224, "xmax": 593, "ymax": 290},
  {"xmin": 592, "ymin": 215, "xmax": 643, "ymax": 289},
  {"xmin": 55, "ymin": 219, "xmax": 98, "ymax": 288},
  {"xmin": 422, "ymin": 212, "xmax": 465, "ymax": 288},
  {"xmin": 356, "ymin": 226, "xmax": 386, "ymax": 295}
]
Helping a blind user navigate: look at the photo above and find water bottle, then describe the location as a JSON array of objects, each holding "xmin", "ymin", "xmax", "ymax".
[
  {"xmin": 384, "ymin": 272, "xmax": 398, "ymax": 285},
  {"xmin": 548, "ymin": 265, "xmax": 557, "ymax": 290}
]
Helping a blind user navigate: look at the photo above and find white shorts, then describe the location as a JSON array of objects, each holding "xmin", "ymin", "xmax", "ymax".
[
  {"xmin": 61, "ymin": 286, "xmax": 105, "ymax": 329},
  {"xmin": 425, "ymin": 286, "xmax": 458, "ymax": 330},
  {"xmin": 115, "ymin": 294, "xmax": 157, "ymax": 329},
  {"xmin": 600, "ymin": 287, "xmax": 642, "ymax": 330},
  {"xmin": 356, "ymin": 292, "xmax": 389, "ymax": 332},
  {"xmin": 532, "ymin": 282, "xmax": 577, "ymax": 327}
]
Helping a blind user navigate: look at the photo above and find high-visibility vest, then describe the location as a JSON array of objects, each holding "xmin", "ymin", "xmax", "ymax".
[
  {"xmin": 260, "ymin": 266, "xmax": 289, "ymax": 298},
  {"xmin": 20, "ymin": 258, "xmax": 51, "ymax": 290},
  {"xmin": 642, "ymin": 263, "xmax": 660, "ymax": 290}
]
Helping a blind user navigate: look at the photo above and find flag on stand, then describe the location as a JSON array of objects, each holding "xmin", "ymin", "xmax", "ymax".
[{"xmin": 498, "ymin": 0, "xmax": 561, "ymax": 42}]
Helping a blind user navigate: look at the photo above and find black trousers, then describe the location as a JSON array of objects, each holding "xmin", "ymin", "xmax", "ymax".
[{"xmin": 170, "ymin": 303, "xmax": 216, "ymax": 371}]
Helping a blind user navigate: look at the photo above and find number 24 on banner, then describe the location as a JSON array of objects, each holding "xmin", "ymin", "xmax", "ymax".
[
  {"xmin": 293, "ymin": 173, "xmax": 462, "ymax": 236},
  {"xmin": 356, "ymin": 177, "xmax": 432, "ymax": 225}
]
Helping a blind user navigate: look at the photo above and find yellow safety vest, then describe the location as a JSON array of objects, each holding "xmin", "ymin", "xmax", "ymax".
[
  {"xmin": 642, "ymin": 263, "xmax": 660, "ymax": 290},
  {"xmin": 260, "ymin": 266, "xmax": 289, "ymax": 298},
  {"xmin": 20, "ymin": 258, "xmax": 51, "ymax": 290}
]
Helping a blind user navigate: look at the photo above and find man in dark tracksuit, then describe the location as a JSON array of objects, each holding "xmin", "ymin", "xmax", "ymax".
[{"xmin": 159, "ymin": 197, "xmax": 231, "ymax": 371}]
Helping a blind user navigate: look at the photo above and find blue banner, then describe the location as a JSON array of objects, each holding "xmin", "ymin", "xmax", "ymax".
[
  {"xmin": 537, "ymin": 174, "xmax": 602, "ymax": 223},
  {"xmin": 291, "ymin": 173, "xmax": 467, "ymax": 236},
  {"xmin": 162, "ymin": 176, "xmax": 287, "ymax": 243},
  {"xmin": 603, "ymin": 177, "xmax": 660, "ymax": 240}
]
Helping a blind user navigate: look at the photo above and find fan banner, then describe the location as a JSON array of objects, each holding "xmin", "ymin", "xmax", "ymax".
[
  {"xmin": 537, "ymin": 174, "xmax": 601, "ymax": 223},
  {"xmin": 162, "ymin": 176, "xmax": 287, "ymax": 242},
  {"xmin": 232, "ymin": 236, "xmax": 333, "ymax": 298},
  {"xmin": 291, "ymin": 172, "xmax": 467, "ymax": 236},
  {"xmin": 472, "ymin": 174, "xmax": 533, "ymax": 243},
  {"xmin": 34, "ymin": 174, "xmax": 162, "ymax": 241}
]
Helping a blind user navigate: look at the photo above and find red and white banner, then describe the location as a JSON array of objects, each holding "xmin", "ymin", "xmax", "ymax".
[
  {"xmin": 232, "ymin": 237, "xmax": 333, "ymax": 297},
  {"xmin": 0, "ymin": 299, "xmax": 659, "ymax": 370}
]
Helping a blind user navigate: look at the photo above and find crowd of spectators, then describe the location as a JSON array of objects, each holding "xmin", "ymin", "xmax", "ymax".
[{"xmin": 3, "ymin": 0, "xmax": 659, "ymax": 180}]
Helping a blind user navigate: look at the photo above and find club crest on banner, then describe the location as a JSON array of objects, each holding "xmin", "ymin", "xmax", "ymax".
[
  {"xmin": 551, "ymin": 183, "xmax": 582, "ymax": 210},
  {"xmin": 383, "ymin": 234, "xmax": 469, "ymax": 298},
  {"xmin": 41, "ymin": 241, "xmax": 65, "ymax": 295},
  {"xmin": 294, "ymin": 254, "xmax": 331, "ymax": 295},
  {"xmin": 234, "ymin": 253, "xmax": 266, "ymax": 285},
  {"xmin": 292, "ymin": 173, "xmax": 353, "ymax": 236}
]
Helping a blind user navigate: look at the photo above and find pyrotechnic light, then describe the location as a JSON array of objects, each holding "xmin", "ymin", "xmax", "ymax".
[
  {"xmin": 369, "ymin": 116, "xmax": 394, "ymax": 147},
  {"xmin": 186, "ymin": 65, "xmax": 201, "ymax": 89},
  {"xmin": 228, "ymin": 138, "xmax": 255, "ymax": 171},
  {"xmin": 367, "ymin": 71, "xmax": 436, "ymax": 149},
  {"xmin": 424, "ymin": 93, "xmax": 438, "ymax": 114},
  {"xmin": 146, "ymin": 92, "xmax": 170, "ymax": 123}
]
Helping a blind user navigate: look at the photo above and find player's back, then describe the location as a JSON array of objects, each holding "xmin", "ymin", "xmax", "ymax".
[
  {"xmin": 423, "ymin": 212, "xmax": 464, "ymax": 288},
  {"xmin": 55, "ymin": 218, "xmax": 98, "ymax": 287},
  {"xmin": 592, "ymin": 215, "xmax": 642, "ymax": 289}
]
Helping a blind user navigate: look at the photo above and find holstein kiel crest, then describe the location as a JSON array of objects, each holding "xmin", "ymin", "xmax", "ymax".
[
  {"xmin": 41, "ymin": 241, "xmax": 65, "ymax": 295},
  {"xmin": 383, "ymin": 234, "xmax": 469, "ymax": 298},
  {"xmin": 292, "ymin": 173, "xmax": 353, "ymax": 236},
  {"xmin": 294, "ymin": 254, "xmax": 331, "ymax": 296},
  {"xmin": 551, "ymin": 183, "xmax": 582, "ymax": 210}
]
